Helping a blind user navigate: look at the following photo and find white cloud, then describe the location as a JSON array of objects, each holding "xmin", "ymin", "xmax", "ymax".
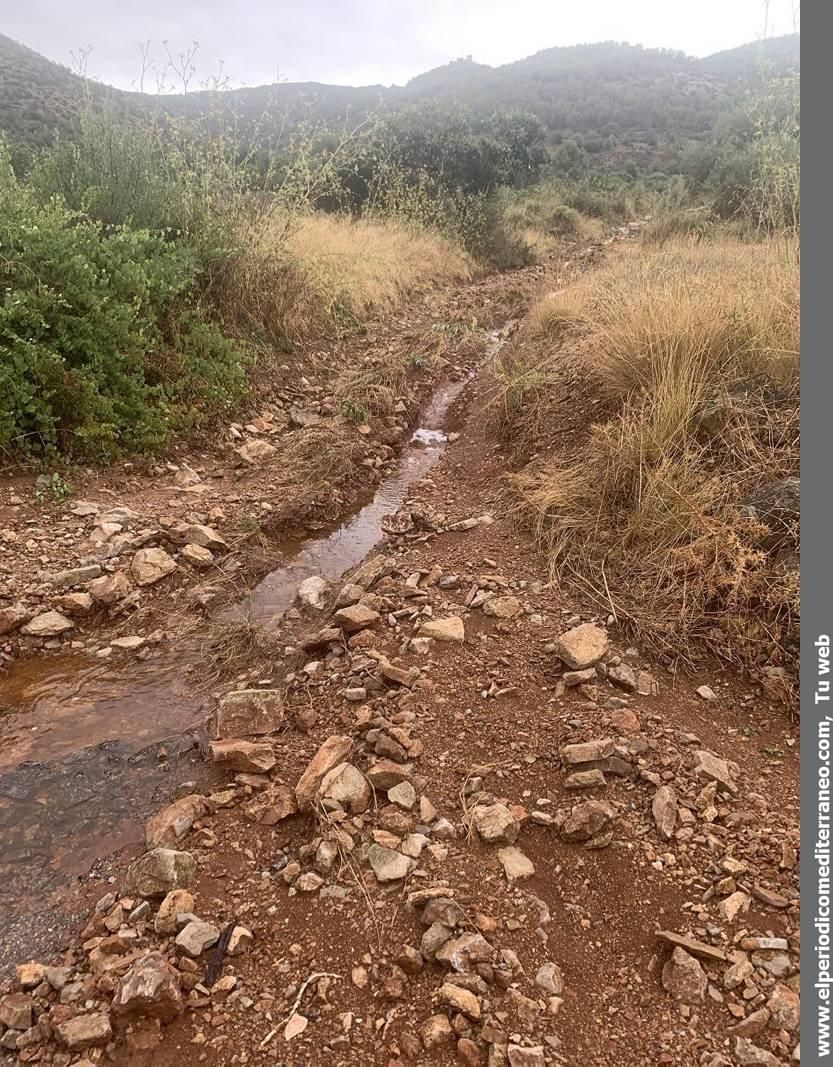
[{"xmin": 4, "ymin": 0, "xmax": 799, "ymax": 91}]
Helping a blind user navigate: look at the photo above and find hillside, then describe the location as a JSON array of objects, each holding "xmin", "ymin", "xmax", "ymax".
[{"xmin": 0, "ymin": 32, "xmax": 800, "ymax": 161}]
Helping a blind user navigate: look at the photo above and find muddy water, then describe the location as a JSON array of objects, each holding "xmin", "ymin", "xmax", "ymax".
[
  {"xmin": 0, "ymin": 653, "xmax": 207, "ymax": 771},
  {"xmin": 235, "ymin": 374, "xmax": 470, "ymax": 623},
  {"xmin": 0, "ymin": 357, "xmax": 487, "ymax": 962}
]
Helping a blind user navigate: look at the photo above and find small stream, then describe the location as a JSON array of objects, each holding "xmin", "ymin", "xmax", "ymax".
[{"xmin": 0, "ymin": 339, "xmax": 503, "ymax": 963}]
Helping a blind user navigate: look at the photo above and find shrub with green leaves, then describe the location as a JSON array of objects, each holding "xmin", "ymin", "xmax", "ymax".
[{"xmin": 0, "ymin": 150, "xmax": 249, "ymax": 458}]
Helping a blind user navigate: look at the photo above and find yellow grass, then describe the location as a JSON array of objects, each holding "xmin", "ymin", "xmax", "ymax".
[
  {"xmin": 528, "ymin": 286, "xmax": 587, "ymax": 337},
  {"xmin": 286, "ymin": 213, "xmax": 472, "ymax": 324},
  {"xmin": 209, "ymin": 208, "xmax": 472, "ymax": 347},
  {"xmin": 506, "ymin": 235, "xmax": 800, "ymax": 684},
  {"xmin": 584, "ymin": 238, "xmax": 799, "ymax": 398}
]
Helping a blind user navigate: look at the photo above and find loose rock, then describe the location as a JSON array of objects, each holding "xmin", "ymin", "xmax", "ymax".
[
  {"xmin": 661, "ymin": 946, "xmax": 707, "ymax": 1004},
  {"xmin": 418, "ymin": 616, "xmax": 465, "ymax": 642},
  {"xmin": 556, "ymin": 623, "xmax": 609, "ymax": 669},
  {"xmin": 131, "ymin": 547, "xmax": 177, "ymax": 586},
  {"xmin": 112, "ymin": 953, "xmax": 183, "ymax": 1023},
  {"xmin": 55, "ymin": 1014, "xmax": 113, "ymax": 1051},
  {"xmin": 295, "ymin": 736, "xmax": 354, "ymax": 810},
  {"xmin": 211, "ymin": 689, "xmax": 283, "ymax": 739},
  {"xmin": 471, "ymin": 803, "xmax": 520, "ymax": 845},
  {"xmin": 145, "ymin": 795, "xmax": 207, "ymax": 849},
  {"xmin": 20, "ymin": 610, "xmax": 74, "ymax": 637},
  {"xmin": 210, "ymin": 739, "xmax": 276, "ymax": 774},
  {"xmin": 125, "ymin": 849, "xmax": 197, "ymax": 898},
  {"xmin": 498, "ymin": 846, "xmax": 535, "ymax": 883}
]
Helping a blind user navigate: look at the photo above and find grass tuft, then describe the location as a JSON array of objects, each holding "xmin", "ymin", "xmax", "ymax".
[{"xmin": 504, "ymin": 235, "xmax": 800, "ymax": 689}]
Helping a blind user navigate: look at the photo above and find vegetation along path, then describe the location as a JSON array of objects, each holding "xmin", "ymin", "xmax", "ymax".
[{"xmin": 0, "ymin": 222, "xmax": 799, "ymax": 1066}]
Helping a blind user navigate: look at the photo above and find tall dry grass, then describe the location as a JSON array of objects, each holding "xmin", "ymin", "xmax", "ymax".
[
  {"xmin": 287, "ymin": 214, "xmax": 472, "ymax": 324},
  {"xmin": 209, "ymin": 208, "xmax": 472, "ymax": 349},
  {"xmin": 507, "ymin": 235, "xmax": 800, "ymax": 685}
]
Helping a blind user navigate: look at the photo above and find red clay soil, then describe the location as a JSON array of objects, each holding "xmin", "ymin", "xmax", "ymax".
[{"xmin": 0, "ymin": 248, "xmax": 799, "ymax": 1067}]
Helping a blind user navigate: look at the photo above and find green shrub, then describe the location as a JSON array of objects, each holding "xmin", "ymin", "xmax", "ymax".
[
  {"xmin": 27, "ymin": 108, "xmax": 245, "ymax": 273},
  {"xmin": 0, "ymin": 155, "xmax": 249, "ymax": 457}
]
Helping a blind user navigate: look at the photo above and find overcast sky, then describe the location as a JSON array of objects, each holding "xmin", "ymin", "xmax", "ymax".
[{"xmin": 3, "ymin": 0, "xmax": 800, "ymax": 91}]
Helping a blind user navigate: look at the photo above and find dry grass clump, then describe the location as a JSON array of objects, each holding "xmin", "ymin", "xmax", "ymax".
[
  {"xmin": 508, "ymin": 236, "xmax": 800, "ymax": 686},
  {"xmin": 586, "ymin": 239, "xmax": 799, "ymax": 399},
  {"xmin": 262, "ymin": 421, "xmax": 370, "ymax": 528},
  {"xmin": 638, "ymin": 204, "xmax": 715, "ymax": 245},
  {"xmin": 208, "ymin": 207, "xmax": 472, "ymax": 348},
  {"xmin": 286, "ymin": 213, "xmax": 472, "ymax": 327},
  {"xmin": 499, "ymin": 185, "xmax": 606, "ymax": 260},
  {"xmin": 492, "ymin": 346, "xmax": 553, "ymax": 432},
  {"xmin": 199, "ymin": 620, "xmax": 287, "ymax": 686},
  {"xmin": 528, "ymin": 286, "xmax": 587, "ymax": 338}
]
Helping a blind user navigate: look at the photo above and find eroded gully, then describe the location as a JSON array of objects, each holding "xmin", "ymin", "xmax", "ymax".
[{"xmin": 0, "ymin": 328, "xmax": 509, "ymax": 968}]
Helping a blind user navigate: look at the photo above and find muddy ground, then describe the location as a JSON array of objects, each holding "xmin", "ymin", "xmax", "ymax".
[{"xmin": 0, "ymin": 240, "xmax": 799, "ymax": 1067}]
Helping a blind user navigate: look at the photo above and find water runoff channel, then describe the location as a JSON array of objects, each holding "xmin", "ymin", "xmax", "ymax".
[{"xmin": 0, "ymin": 326, "xmax": 511, "ymax": 966}]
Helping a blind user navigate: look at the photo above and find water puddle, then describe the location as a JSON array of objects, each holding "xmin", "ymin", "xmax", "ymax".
[
  {"xmin": 0, "ymin": 653, "xmax": 205, "ymax": 771},
  {"xmin": 0, "ymin": 342, "xmax": 501, "ymax": 948}
]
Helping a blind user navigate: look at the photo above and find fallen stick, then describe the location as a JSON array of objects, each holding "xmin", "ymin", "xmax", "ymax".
[
  {"xmin": 204, "ymin": 921, "xmax": 237, "ymax": 988},
  {"xmin": 258, "ymin": 971, "xmax": 342, "ymax": 1049}
]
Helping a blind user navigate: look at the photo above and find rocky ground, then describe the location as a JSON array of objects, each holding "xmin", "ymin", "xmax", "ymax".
[
  {"xmin": 0, "ymin": 267, "xmax": 529, "ymax": 666},
  {"xmin": 0, "ymin": 236, "xmax": 799, "ymax": 1066}
]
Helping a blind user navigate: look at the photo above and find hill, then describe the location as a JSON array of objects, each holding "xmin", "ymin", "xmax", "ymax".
[{"xmin": 0, "ymin": 31, "xmax": 800, "ymax": 163}]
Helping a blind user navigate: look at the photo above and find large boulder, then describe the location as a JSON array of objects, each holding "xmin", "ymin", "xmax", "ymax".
[{"xmin": 112, "ymin": 953, "xmax": 183, "ymax": 1024}]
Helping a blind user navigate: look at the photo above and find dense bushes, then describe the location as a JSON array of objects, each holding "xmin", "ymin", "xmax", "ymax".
[
  {"xmin": 310, "ymin": 104, "xmax": 546, "ymax": 264},
  {"xmin": 0, "ymin": 104, "xmax": 493, "ymax": 459},
  {"xmin": 0, "ymin": 142, "xmax": 249, "ymax": 457}
]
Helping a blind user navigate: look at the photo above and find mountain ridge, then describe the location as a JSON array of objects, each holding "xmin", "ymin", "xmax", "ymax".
[{"xmin": 0, "ymin": 32, "xmax": 800, "ymax": 153}]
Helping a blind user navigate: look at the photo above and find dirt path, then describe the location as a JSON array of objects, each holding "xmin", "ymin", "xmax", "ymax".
[
  {"xmin": 0, "ymin": 267, "xmax": 534, "ymax": 967},
  {"xmin": 0, "ymin": 245, "xmax": 799, "ymax": 1066}
]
